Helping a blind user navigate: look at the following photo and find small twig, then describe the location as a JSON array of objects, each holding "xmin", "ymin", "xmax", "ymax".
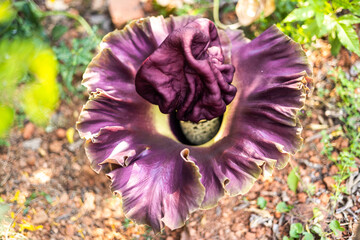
[
  {"xmin": 304, "ymin": 124, "xmax": 341, "ymax": 143},
  {"xmin": 28, "ymin": 0, "xmax": 99, "ymax": 41},
  {"xmin": 5, "ymin": 208, "xmax": 22, "ymax": 240},
  {"xmin": 298, "ymin": 158, "xmax": 322, "ymax": 170},
  {"xmin": 42, "ymin": 11, "xmax": 98, "ymax": 40},
  {"xmin": 336, "ymin": 199, "xmax": 353, "ymax": 214},
  {"xmin": 0, "ymin": 144, "xmax": 11, "ymax": 187},
  {"xmin": 346, "ymin": 208, "xmax": 359, "ymax": 221}
]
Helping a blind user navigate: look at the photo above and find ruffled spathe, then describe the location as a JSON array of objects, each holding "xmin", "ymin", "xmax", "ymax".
[{"xmin": 76, "ymin": 16, "xmax": 312, "ymax": 232}]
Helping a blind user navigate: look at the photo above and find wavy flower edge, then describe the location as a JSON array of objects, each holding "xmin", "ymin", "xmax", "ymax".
[{"xmin": 76, "ymin": 15, "xmax": 313, "ymax": 233}]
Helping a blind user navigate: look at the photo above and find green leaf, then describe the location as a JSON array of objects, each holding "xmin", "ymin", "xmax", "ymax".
[
  {"xmin": 0, "ymin": 105, "xmax": 14, "ymax": 138},
  {"xmin": 302, "ymin": 19, "xmax": 320, "ymax": 41},
  {"xmin": 315, "ymin": 13, "xmax": 328, "ymax": 37},
  {"xmin": 282, "ymin": 237, "xmax": 290, "ymax": 240},
  {"xmin": 22, "ymin": 48, "xmax": 59, "ymax": 126},
  {"xmin": 332, "ymin": 0, "xmax": 352, "ymax": 10},
  {"xmin": 315, "ymin": 13, "xmax": 336, "ymax": 38},
  {"xmin": 290, "ymin": 223, "xmax": 303, "ymax": 238},
  {"xmin": 336, "ymin": 23, "xmax": 360, "ymax": 56},
  {"xmin": 287, "ymin": 167, "xmax": 299, "ymax": 193},
  {"xmin": 0, "ymin": 0, "xmax": 16, "ymax": 24},
  {"xmin": 283, "ymin": 7, "xmax": 315, "ymax": 22},
  {"xmin": 276, "ymin": 202, "xmax": 294, "ymax": 213},
  {"xmin": 39, "ymin": 192, "xmax": 53, "ymax": 204},
  {"xmin": 51, "ymin": 25, "xmax": 69, "ymax": 41},
  {"xmin": 24, "ymin": 192, "xmax": 38, "ymax": 206},
  {"xmin": 312, "ymin": 207, "xmax": 324, "ymax": 221},
  {"xmin": 303, "ymin": 232, "xmax": 314, "ymax": 240},
  {"xmin": 257, "ymin": 197, "xmax": 267, "ymax": 209},
  {"xmin": 329, "ymin": 34, "xmax": 342, "ymax": 56},
  {"xmin": 329, "ymin": 220, "xmax": 345, "ymax": 236},
  {"xmin": 310, "ymin": 224, "xmax": 324, "ymax": 236},
  {"xmin": 338, "ymin": 15, "xmax": 360, "ymax": 25}
]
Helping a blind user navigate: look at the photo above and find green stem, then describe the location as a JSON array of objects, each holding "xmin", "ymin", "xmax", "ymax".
[
  {"xmin": 213, "ymin": 0, "xmax": 241, "ymax": 30},
  {"xmin": 42, "ymin": 10, "xmax": 98, "ymax": 41}
]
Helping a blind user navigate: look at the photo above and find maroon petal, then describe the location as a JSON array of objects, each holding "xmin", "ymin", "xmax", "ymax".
[
  {"xmin": 105, "ymin": 138, "xmax": 204, "ymax": 232},
  {"xmin": 190, "ymin": 26, "xmax": 312, "ymax": 207},
  {"xmin": 83, "ymin": 16, "xmax": 198, "ymax": 99},
  {"xmin": 76, "ymin": 90, "xmax": 149, "ymax": 140}
]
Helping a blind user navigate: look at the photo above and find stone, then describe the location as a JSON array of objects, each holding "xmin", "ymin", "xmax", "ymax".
[
  {"xmin": 23, "ymin": 122, "xmax": 35, "ymax": 139},
  {"xmin": 216, "ymin": 206, "xmax": 222, "ymax": 216},
  {"xmin": 49, "ymin": 141, "xmax": 62, "ymax": 153},
  {"xmin": 340, "ymin": 138, "xmax": 349, "ymax": 149},
  {"xmin": 23, "ymin": 138, "xmax": 42, "ymax": 150},
  {"xmin": 32, "ymin": 209, "xmax": 48, "ymax": 225},
  {"xmin": 297, "ymin": 192, "xmax": 307, "ymax": 203},
  {"xmin": 68, "ymin": 139, "xmax": 84, "ymax": 152},
  {"xmin": 26, "ymin": 156, "xmax": 36, "ymax": 166},
  {"xmin": 91, "ymin": 0, "xmax": 107, "ymax": 11},
  {"xmin": 65, "ymin": 224, "xmax": 74, "ymax": 236},
  {"xmin": 45, "ymin": 0, "xmax": 68, "ymax": 11},
  {"xmin": 55, "ymin": 128, "xmax": 66, "ymax": 139},
  {"xmin": 309, "ymin": 156, "xmax": 321, "ymax": 163},
  {"xmin": 323, "ymin": 176, "xmax": 335, "ymax": 190},
  {"xmin": 350, "ymin": 61, "xmax": 360, "ymax": 76},
  {"xmin": 329, "ymin": 165, "xmax": 338, "ymax": 175},
  {"xmin": 319, "ymin": 193, "xmax": 330, "ymax": 205},
  {"xmin": 245, "ymin": 232, "xmax": 256, "ymax": 240}
]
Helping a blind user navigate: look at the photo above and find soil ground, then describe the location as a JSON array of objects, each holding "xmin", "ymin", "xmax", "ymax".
[{"xmin": 0, "ymin": 1, "xmax": 359, "ymax": 239}]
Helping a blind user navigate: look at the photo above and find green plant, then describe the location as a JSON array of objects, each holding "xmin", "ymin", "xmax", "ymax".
[
  {"xmin": 320, "ymin": 68, "xmax": 359, "ymax": 202},
  {"xmin": 0, "ymin": 0, "xmax": 99, "ymax": 138},
  {"xmin": 0, "ymin": 37, "xmax": 60, "ymax": 137},
  {"xmin": 329, "ymin": 219, "xmax": 345, "ymax": 237},
  {"xmin": 256, "ymin": 196, "xmax": 267, "ymax": 209},
  {"xmin": 278, "ymin": 0, "xmax": 360, "ymax": 56},
  {"xmin": 287, "ymin": 167, "xmax": 300, "ymax": 193},
  {"xmin": 276, "ymin": 202, "xmax": 293, "ymax": 213},
  {"xmin": 53, "ymin": 33, "xmax": 99, "ymax": 98},
  {"xmin": 151, "ymin": 0, "xmax": 211, "ymax": 17},
  {"xmin": 284, "ymin": 223, "xmax": 317, "ymax": 239}
]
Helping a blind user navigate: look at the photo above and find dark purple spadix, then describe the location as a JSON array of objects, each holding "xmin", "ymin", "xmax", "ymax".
[{"xmin": 135, "ymin": 18, "xmax": 236, "ymax": 122}]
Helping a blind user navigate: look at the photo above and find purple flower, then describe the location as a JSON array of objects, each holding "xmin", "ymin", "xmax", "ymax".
[{"xmin": 76, "ymin": 16, "xmax": 312, "ymax": 232}]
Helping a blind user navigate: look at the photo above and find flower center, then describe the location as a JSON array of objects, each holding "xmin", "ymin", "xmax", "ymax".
[
  {"xmin": 167, "ymin": 112, "xmax": 222, "ymax": 145},
  {"xmin": 180, "ymin": 117, "xmax": 221, "ymax": 145}
]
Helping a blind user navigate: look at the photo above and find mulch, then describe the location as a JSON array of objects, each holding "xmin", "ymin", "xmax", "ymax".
[{"xmin": 0, "ymin": 1, "xmax": 359, "ymax": 239}]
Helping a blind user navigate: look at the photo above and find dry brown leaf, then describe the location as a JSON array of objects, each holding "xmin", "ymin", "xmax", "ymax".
[
  {"xmin": 263, "ymin": 0, "xmax": 276, "ymax": 17},
  {"xmin": 235, "ymin": 0, "xmax": 276, "ymax": 26},
  {"xmin": 236, "ymin": 0, "xmax": 262, "ymax": 26}
]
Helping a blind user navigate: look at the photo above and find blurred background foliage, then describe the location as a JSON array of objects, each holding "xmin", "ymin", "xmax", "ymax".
[
  {"xmin": 0, "ymin": 0, "xmax": 99, "ymax": 139},
  {"xmin": 278, "ymin": 0, "xmax": 360, "ymax": 56},
  {"xmin": 0, "ymin": 0, "xmax": 59, "ymax": 138}
]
